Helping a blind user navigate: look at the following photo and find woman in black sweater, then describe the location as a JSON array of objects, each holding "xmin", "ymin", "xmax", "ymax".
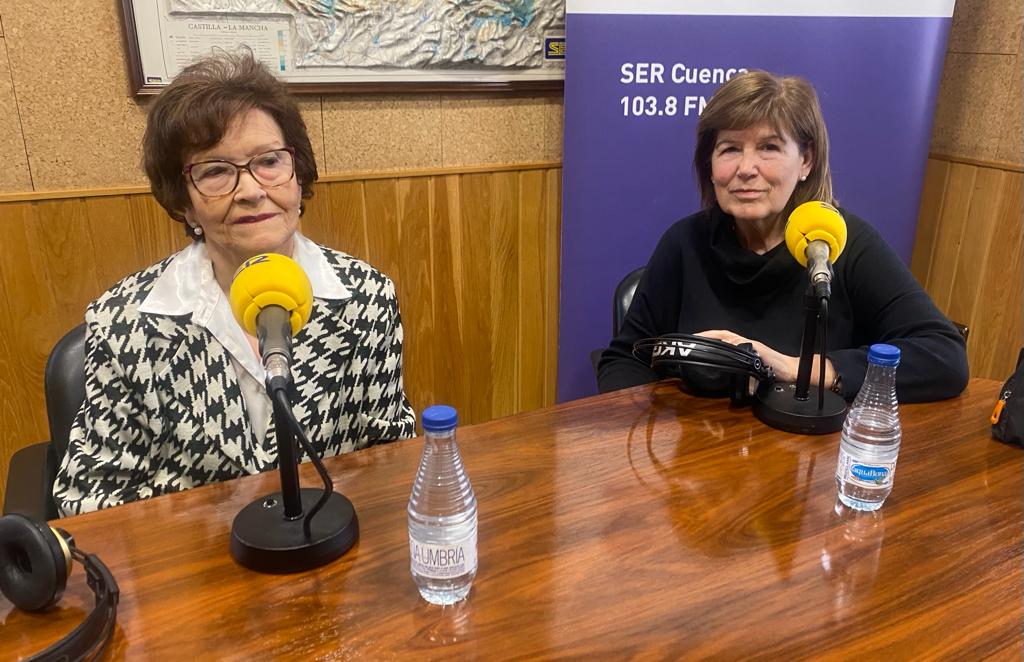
[{"xmin": 597, "ymin": 71, "xmax": 968, "ymax": 403}]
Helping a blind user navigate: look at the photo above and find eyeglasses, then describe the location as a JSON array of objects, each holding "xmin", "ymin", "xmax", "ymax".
[{"xmin": 183, "ymin": 147, "xmax": 296, "ymax": 197}]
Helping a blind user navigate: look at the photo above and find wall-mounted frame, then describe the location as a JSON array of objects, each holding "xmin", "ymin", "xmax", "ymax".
[{"xmin": 120, "ymin": 0, "xmax": 566, "ymax": 95}]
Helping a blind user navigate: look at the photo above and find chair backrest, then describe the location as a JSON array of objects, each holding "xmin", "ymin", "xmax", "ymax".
[
  {"xmin": 613, "ymin": 267, "xmax": 646, "ymax": 337},
  {"xmin": 45, "ymin": 323, "xmax": 87, "ymax": 461}
]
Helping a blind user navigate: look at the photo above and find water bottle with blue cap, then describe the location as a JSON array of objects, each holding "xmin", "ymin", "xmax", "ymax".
[
  {"xmin": 835, "ymin": 344, "xmax": 902, "ymax": 511},
  {"xmin": 408, "ymin": 405, "xmax": 478, "ymax": 605}
]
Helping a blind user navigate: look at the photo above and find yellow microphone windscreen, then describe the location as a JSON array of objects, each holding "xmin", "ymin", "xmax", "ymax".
[
  {"xmin": 229, "ymin": 253, "xmax": 313, "ymax": 337},
  {"xmin": 784, "ymin": 201, "xmax": 848, "ymax": 267}
]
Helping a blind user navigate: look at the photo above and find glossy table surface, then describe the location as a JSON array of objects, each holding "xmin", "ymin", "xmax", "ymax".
[{"xmin": 2, "ymin": 379, "xmax": 1021, "ymax": 660}]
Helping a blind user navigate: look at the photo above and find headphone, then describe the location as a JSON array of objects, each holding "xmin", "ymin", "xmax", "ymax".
[
  {"xmin": 633, "ymin": 333, "xmax": 775, "ymax": 404},
  {"xmin": 0, "ymin": 513, "xmax": 119, "ymax": 661}
]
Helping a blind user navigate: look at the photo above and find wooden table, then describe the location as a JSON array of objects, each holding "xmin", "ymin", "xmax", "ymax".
[{"xmin": 2, "ymin": 379, "xmax": 1021, "ymax": 660}]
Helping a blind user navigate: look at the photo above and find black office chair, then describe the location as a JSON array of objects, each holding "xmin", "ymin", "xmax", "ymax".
[
  {"xmin": 592, "ymin": 267, "xmax": 647, "ymax": 376},
  {"xmin": 611, "ymin": 267, "xmax": 646, "ymax": 338},
  {"xmin": 3, "ymin": 323, "xmax": 87, "ymax": 520}
]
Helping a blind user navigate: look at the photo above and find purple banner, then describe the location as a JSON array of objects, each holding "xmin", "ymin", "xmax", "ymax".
[{"xmin": 559, "ymin": 12, "xmax": 951, "ymax": 402}]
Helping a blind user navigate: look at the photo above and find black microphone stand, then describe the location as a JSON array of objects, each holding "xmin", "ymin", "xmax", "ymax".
[
  {"xmin": 230, "ymin": 375, "xmax": 359, "ymax": 574},
  {"xmin": 752, "ymin": 288, "xmax": 848, "ymax": 435}
]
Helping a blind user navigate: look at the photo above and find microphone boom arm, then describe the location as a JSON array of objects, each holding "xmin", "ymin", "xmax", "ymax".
[
  {"xmin": 794, "ymin": 290, "xmax": 821, "ymax": 401},
  {"xmin": 751, "ymin": 285, "xmax": 847, "ymax": 435},
  {"xmin": 271, "ymin": 387, "xmax": 304, "ymax": 519}
]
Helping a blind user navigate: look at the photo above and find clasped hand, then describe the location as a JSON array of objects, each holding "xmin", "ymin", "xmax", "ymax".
[{"xmin": 695, "ymin": 330, "xmax": 835, "ymax": 388}]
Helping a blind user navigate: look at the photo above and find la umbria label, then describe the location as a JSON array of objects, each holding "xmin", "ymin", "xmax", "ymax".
[{"xmin": 409, "ymin": 531, "xmax": 477, "ymax": 579}]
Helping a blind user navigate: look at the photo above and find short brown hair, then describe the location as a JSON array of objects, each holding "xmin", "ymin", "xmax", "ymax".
[
  {"xmin": 693, "ymin": 70, "xmax": 835, "ymax": 215},
  {"xmin": 143, "ymin": 50, "xmax": 318, "ymax": 232}
]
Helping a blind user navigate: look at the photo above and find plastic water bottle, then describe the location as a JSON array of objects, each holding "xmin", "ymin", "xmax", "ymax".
[
  {"xmin": 408, "ymin": 405, "xmax": 478, "ymax": 605},
  {"xmin": 835, "ymin": 344, "xmax": 902, "ymax": 511}
]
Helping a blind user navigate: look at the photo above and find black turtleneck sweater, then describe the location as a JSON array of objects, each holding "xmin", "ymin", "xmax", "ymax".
[{"xmin": 597, "ymin": 207, "xmax": 969, "ymax": 402}]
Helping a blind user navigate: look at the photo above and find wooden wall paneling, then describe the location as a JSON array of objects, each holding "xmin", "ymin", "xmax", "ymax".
[
  {"xmin": 428, "ymin": 174, "xmax": 469, "ymax": 420},
  {"xmin": 518, "ymin": 170, "xmax": 548, "ymax": 412},
  {"xmin": 489, "ymin": 170, "xmax": 520, "ymax": 419},
  {"xmin": 0, "ymin": 202, "xmax": 57, "ymax": 502},
  {"xmin": 914, "ymin": 157, "xmax": 1023, "ymax": 381},
  {"xmin": 2, "ymin": 201, "xmax": 64, "ymax": 393},
  {"xmin": 947, "ymin": 167, "xmax": 1006, "ymax": 328},
  {"xmin": 0, "ymin": 274, "xmax": 26, "ymax": 502},
  {"xmin": 972, "ymin": 171, "xmax": 1023, "ymax": 378},
  {"xmin": 85, "ymin": 196, "xmax": 159, "ymax": 295},
  {"xmin": 459, "ymin": 173, "xmax": 495, "ymax": 425},
  {"xmin": 394, "ymin": 176, "xmax": 435, "ymax": 419},
  {"xmin": 30, "ymin": 198, "xmax": 103, "ymax": 324},
  {"xmin": 362, "ymin": 179, "xmax": 402, "ymax": 294},
  {"xmin": 911, "ymin": 159, "xmax": 951, "ymax": 284},
  {"xmin": 543, "ymin": 168, "xmax": 561, "ymax": 405},
  {"xmin": 308, "ymin": 181, "xmax": 370, "ymax": 262},
  {"xmin": 928, "ymin": 162, "xmax": 977, "ymax": 312},
  {"xmin": 126, "ymin": 195, "xmax": 184, "ymax": 270},
  {"xmin": 298, "ymin": 183, "xmax": 336, "ymax": 251}
]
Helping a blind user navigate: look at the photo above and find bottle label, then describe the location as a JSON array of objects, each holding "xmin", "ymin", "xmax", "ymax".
[
  {"xmin": 409, "ymin": 530, "xmax": 478, "ymax": 579},
  {"xmin": 836, "ymin": 448, "xmax": 896, "ymax": 488}
]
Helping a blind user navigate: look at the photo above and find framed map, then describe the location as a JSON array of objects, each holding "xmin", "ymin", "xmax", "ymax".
[{"xmin": 120, "ymin": 0, "xmax": 565, "ymax": 95}]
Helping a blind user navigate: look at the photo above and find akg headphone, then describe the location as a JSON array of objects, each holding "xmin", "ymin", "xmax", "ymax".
[
  {"xmin": 0, "ymin": 513, "xmax": 119, "ymax": 661},
  {"xmin": 633, "ymin": 333, "xmax": 775, "ymax": 404}
]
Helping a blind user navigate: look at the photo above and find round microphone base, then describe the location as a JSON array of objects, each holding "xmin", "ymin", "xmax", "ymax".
[
  {"xmin": 753, "ymin": 383, "xmax": 848, "ymax": 435},
  {"xmin": 230, "ymin": 488, "xmax": 358, "ymax": 574}
]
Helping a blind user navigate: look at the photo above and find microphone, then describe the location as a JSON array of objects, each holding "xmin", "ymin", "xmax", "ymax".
[
  {"xmin": 784, "ymin": 201, "xmax": 847, "ymax": 300},
  {"xmin": 228, "ymin": 253, "xmax": 313, "ymax": 394},
  {"xmin": 751, "ymin": 201, "xmax": 849, "ymax": 435},
  {"xmin": 226, "ymin": 253, "xmax": 359, "ymax": 574}
]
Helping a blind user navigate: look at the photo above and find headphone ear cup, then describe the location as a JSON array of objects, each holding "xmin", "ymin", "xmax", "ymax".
[{"xmin": 0, "ymin": 514, "xmax": 69, "ymax": 612}]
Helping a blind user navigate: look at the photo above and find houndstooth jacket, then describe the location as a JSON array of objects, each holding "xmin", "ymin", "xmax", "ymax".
[{"xmin": 54, "ymin": 241, "xmax": 416, "ymax": 516}]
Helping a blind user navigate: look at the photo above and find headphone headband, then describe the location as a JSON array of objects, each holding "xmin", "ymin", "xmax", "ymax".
[
  {"xmin": 634, "ymin": 334, "xmax": 775, "ymax": 381},
  {"xmin": 45, "ymin": 549, "xmax": 120, "ymax": 662},
  {"xmin": 633, "ymin": 334, "xmax": 775, "ymax": 403}
]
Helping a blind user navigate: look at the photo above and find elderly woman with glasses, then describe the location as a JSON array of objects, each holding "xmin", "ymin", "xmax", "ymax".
[{"xmin": 54, "ymin": 52, "xmax": 416, "ymax": 516}]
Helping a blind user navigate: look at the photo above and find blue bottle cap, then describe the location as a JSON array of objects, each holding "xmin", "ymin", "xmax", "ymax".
[
  {"xmin": 868, "ymin": 343, "xmax": 901, "ymax": 367},
  {"xmin": 422, "ymin": 405, "xmax": 458, "ymax": 432}
]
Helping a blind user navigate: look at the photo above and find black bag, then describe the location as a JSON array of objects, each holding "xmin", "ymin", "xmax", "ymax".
[{"xmin": 991, "ymin": 348, "xmax": 1024, "ymax": 445}]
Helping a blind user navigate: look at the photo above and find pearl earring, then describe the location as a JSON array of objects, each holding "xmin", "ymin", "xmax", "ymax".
[
  {"xmin": 191, "ymin": 224, "xmax": 203, "ymax": 236},
  {"xmin": 799, "ymin": 175, "xmax": 807, "ymax": 182}
]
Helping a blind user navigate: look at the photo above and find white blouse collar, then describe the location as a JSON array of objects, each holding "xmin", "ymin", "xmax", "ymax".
[{"xmin": 138, "ymin": 232, "xmax": 350, "ymax": 319}]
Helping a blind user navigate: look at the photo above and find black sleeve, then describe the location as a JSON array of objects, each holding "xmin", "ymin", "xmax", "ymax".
[
  {"xmin": 827, "ymin": 219, "xmax": 969, "ymax": 403},
  {"xmin": 597, "ymin": 223, "xmax": 686, "ymax": 392}
]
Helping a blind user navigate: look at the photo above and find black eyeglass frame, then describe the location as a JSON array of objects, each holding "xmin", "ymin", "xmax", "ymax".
[{"xmin": 182, "ymin": 146, "xmax": 297, "ymax": 197}]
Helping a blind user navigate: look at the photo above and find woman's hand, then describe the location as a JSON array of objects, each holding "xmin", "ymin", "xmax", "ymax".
[{"xmin": 695, "ymin": 329, "xmax": 835, "ymax": 387}]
